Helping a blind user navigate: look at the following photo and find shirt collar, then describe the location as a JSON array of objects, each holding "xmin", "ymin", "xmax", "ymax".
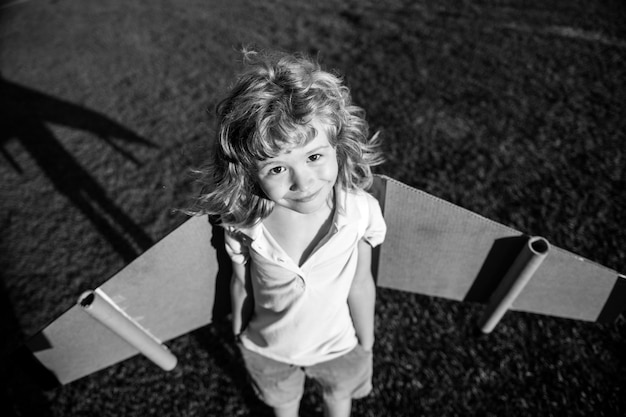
[
  {"xmin": 235, "ymin": 222, "xmax": 262, "ymax": 242},
  {"xmin": 333, "ymin": 185, "xmax": 351, "ymax": 229}
]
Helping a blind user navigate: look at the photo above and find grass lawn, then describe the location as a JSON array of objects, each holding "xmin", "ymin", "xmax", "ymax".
[{"xmin": 1, "ymin": 0, "xmax": 624, "ymax": 416}]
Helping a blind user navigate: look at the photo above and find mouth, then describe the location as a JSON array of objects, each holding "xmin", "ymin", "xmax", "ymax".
[{"xmin": 292, "ymin": 188, "xmax": 321, "ymax": 203}]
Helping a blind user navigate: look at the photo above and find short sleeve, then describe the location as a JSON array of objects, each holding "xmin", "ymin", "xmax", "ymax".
[
  {"xmin": 224, "ymin": 228, "xmax": 249, "ymax": 265},
  {"xmin": 363, "ymin": 193, "xmax": 386, "ymax": 247}
]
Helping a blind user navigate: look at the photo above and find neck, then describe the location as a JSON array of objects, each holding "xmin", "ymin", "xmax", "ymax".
[{"xmin": 263, "ymin": 191, "xmax": 336, "ymax": 267}]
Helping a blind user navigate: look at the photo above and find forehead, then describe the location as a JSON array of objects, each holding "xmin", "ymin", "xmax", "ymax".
[{"xmin": 263, "ymin": 118, "xmax": 333, "ymax": 156}]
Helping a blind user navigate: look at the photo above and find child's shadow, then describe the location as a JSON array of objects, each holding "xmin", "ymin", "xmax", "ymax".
[{"xmin": 0, "ymin": 77, "xmax": 157, "ymax": 262}]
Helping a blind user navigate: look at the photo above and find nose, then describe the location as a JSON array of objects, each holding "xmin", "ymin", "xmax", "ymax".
[{"xmin": 289, "ymin": 167, "xmax": 314, "ymax": 192}]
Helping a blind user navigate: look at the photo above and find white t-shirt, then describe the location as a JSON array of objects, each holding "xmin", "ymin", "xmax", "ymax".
[{"xmin": 225, "ymin": 187, "xmax": 386, "ymax": 366}]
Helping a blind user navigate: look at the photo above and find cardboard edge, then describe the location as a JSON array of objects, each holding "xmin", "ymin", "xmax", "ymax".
[{"xmin": 369, "ymin": 175, "xmax": 387, "ymax": 284}]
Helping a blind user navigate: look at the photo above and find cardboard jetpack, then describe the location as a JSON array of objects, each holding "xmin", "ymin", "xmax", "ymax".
[{"xmin": 25, "ymin": 175, "xmax": 625, "ymax": 385}]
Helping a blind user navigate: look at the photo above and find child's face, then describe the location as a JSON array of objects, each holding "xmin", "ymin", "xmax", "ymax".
[{"xmin": 255, "ymin": 119, "xmax": 338, "ymax": 215}]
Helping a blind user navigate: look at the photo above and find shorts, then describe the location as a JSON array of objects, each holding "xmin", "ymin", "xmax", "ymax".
[{"xmin": 238, "ymin": 343, "xmax": 373, "ymax": 408}]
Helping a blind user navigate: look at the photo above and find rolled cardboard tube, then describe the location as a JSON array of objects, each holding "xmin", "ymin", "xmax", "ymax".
[
  {"xmin": 78, "ymin": 289, "xmax": 178, "ymax": 371},
  {"xmin": 478, "ymin": 236, "xmax": 550, "ymax": 333}
]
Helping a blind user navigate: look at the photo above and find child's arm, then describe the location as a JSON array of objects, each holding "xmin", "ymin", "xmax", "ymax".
[
  {"xmin": 348, "ymin": 239, "xmax": 377, "ymax": 351},
  {"xmin": 230, "ymin": 261, "xmax": 253, "ymax": 336}
]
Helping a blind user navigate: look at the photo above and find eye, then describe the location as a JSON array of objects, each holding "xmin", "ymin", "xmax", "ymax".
[
  {"xmin": 268, "ymin": 166, "xmax": 286, "ymax": 175},
  {"xmin": 308, "ymin": 154, "xmax": 322, "ymax": 162}
]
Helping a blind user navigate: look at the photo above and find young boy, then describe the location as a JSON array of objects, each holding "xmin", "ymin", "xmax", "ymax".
[{"xmin": 193, "ymin": 50, "xmax": 386, "ymax": 417}]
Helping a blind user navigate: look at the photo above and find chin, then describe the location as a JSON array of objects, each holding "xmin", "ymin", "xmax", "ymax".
[{"xmin": 288, "ymin": 202, "xmax": 323, "ymax": 215}]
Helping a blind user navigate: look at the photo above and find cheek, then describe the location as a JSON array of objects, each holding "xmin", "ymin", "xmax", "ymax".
[
  {"xmin": 325, "ymin": 156, "xmax": 339, "ymax": 181},
  {"xmin": 257, "ymin": 178, "xmax": 288, "ymax": 200}
]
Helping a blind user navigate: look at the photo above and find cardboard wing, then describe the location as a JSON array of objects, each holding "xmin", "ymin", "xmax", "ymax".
[
  {"xmin": 372, "ymin": 176, "xmax": 624, "ymax": 324},
  {"xmin": 26, "ymin": 215, "xmax": 219, "ymax": 385},
  {"xmin": 25, "ymin": 175, "xmax": 625, "ymax": 385}
]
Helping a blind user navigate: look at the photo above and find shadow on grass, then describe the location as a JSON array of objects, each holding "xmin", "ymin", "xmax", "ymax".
[
  {"xmin": 0, "ymin": 275, "xmax": 57, "ymax": 417},
  {"xmin": 0, "ymin": 77, "xmax": 156, "ymax": 262},
  {"xmin": 0, "ymin": 77, "xmax": 161, "ymax": 415}
]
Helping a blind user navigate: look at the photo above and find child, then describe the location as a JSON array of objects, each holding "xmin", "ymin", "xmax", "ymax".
[{"xmin": 191, "ymin": 49, "xmax": 386, "ymax": 417}]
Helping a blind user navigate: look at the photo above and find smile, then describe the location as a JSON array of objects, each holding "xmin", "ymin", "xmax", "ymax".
[{"xmin": 291, "ymin": 188, "xmax": 321, "ymax": 203}]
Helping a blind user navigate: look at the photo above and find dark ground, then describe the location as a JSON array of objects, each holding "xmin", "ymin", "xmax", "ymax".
[{"xmin": 1, "ymin": 0, "xmax": 625, "ymax": 416}]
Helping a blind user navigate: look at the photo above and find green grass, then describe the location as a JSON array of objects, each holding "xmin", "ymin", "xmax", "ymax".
[{"xmin": 1, "ymin": 0, "xmax": 625, "ymax": 416}]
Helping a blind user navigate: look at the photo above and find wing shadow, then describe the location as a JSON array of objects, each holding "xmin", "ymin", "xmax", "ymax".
[{"xmin": 0, "ymin": 78, "xmax": 157, "ymax": 261}]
